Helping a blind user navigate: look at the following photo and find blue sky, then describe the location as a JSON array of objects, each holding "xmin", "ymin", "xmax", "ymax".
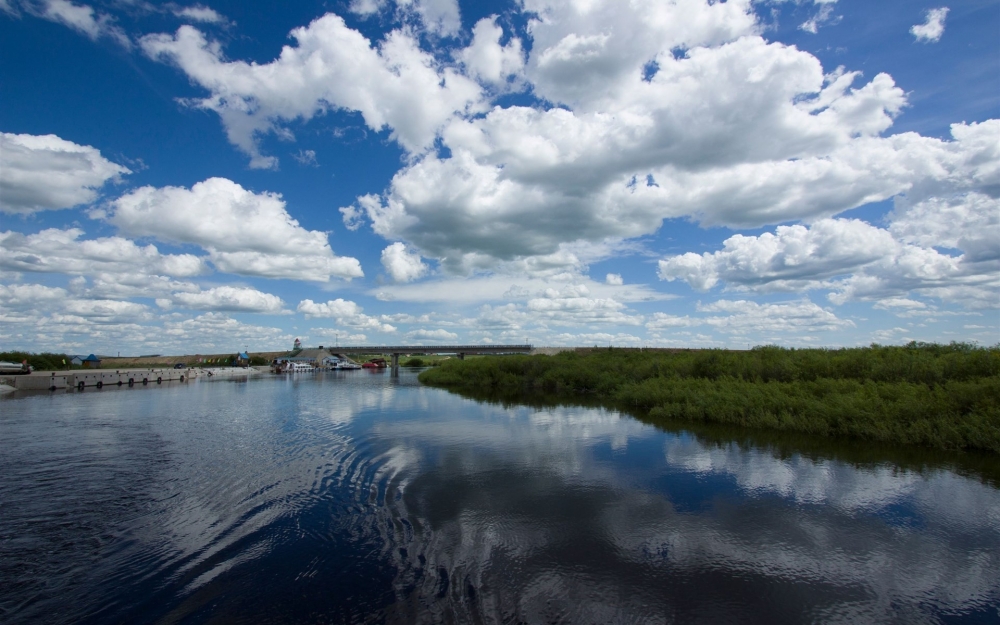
[{"xmin": 1, "ymin": 0, "xmax": 997, "ymax": 355}]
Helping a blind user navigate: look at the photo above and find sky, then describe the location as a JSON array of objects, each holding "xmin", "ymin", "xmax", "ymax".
[{"xmin": 0, "ymin": 0, "xmax": 997, "ymax": 355}]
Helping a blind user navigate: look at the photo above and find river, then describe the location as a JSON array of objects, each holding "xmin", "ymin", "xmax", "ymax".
[{"xmin": 1, "ymin": 369, "xmax": 998, "ymax": 623}]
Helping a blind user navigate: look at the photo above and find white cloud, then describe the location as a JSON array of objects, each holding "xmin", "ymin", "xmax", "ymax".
[
  {"xmin": 526, "ymin": 284, "xmax": 643, "ymax": 326},
  {"xmin": 106, "ymin": 178, "xmax": 363, "ymax": 282},
  {"xmin": 644, "ymin": 299, "xmax": 852, "ymax": 344},
  {"xmin": 889, "ymin": 192, "xmax": 999, "ymax": 263},
  {"xmin": 140, "ymin": 16, "xmax": 482, "ymax": 167},
  {"xmin": 292, "ymin": 149, "xmax": 318, "ymax": 166},
  {"xmin": 24, "ymin": 0, "xmax": 130, "ymax": 47},
  {"xmin": 799, "ymin": 2, "xmax": 839, "ymax": 34},
  {"xmin": 605, "ymin": 273, "xmax": 623, "ymax": 286},
  {"xmin": 345, "ymin": 33, "xmax": 948, "ymax": 269},
  {"xmin": 170, "ymin": 286, "xmax": 286, "ymax": 313},
  {"xmin": 0, "ymin": 228, "xmax": 206, "ymax": 278},
  {"xmin": 381, "ymin": 242, "xmax": 428, "ymax": 283},
  {"xmin": 132, "ymin": 0, "xmax": 997, "ymax": 332},
  {"xmin": 297, "ymin": 298, "xmax": 398, "ymax": 332},
  {"xmin": 523, "ymin": 0, "xmax": 757, "ymax": 109},
  {"xmin": 657, "ymin": 184, "xmax": 999, "ymax": 310},
  {"xmin": 456, "ymin": 17, "xmax": 525, "ymax": 89},
  {"xmin": 349, "ymin": 0, "xmax": 461, "ymax": 36},
  {"xmin": 409, "ymin": 0, "xmax": 461, "ymax": 37},
  {"xmin": 696, "ymin": 299, "xmax": 852, "ymax": 334},
  {"xmin": 310, "ymin": 329, "xmax": 368, "ymax": 345},
  {"xmin": 658, "ymin": 218, "xmax": 897, "ymax": 291},
  {"xmin": 1, "ymin": 282, "xmax": 150, "ymax": 324},
  {"xmin": 646, "ymin": 312, "xmax": 700, "ymax": 329},
  {"xmin": 0, "ymin": 132, "xmax": 130, "ymax": 213},
  {"xmin": 172, "ymin": 4, "xmax": 227, "ymax": 24},
  {"xmin": 158, "ymin": 312, "xmax": 293, "ymax": 352},
  {"xmin": 406, "ymin": 328, "xmax": 458, "ymax": 342},
  {"xmin": 911, "ymin": 7, "xmax": 949, "ymax": 43},
  {"xmin": 551, "ymin": 332, "xmax": 644, "ymax": 346},
  {"xmin": 372, "ymin": 275, "xmax": 668, "ymax": 304}
]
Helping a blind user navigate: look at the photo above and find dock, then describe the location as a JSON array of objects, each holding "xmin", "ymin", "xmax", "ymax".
[{"xmin": 0, "ymin": 367, "xmax": 259, "ymax": 392}]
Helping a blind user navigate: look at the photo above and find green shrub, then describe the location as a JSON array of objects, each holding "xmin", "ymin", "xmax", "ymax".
[{"xmin": 419, "ymin": 344, "xmax": 1000, "ymax": 453}]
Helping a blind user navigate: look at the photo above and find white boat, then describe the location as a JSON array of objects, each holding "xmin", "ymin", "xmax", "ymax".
[
  {"xmin": 336, "ymin": 361, "xmax": 362, "ymax": 370},
  {"xmin": 0, "ymin": 361, "xmax": 31, "ymax": 374},
  {"xmin": 290, "ymin": 362, "xmax": 315, "ymax": 372}
]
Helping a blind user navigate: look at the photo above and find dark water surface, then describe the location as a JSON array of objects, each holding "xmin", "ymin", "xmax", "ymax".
[{"xmin": 2, "ymin": 370, "xmax": 998, "ymax": 624}]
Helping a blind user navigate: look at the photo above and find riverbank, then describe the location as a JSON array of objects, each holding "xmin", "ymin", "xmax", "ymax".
[{"xmin": 419, "ymin": 344, "xmax": 1000, "ymax": 453}]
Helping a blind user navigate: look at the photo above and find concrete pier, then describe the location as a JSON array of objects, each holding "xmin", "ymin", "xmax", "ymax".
[{"xmin": 2, "ymin": 368, "xmax": 195, "ymax": 391}]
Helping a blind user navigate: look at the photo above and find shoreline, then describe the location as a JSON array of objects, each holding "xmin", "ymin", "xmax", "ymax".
[{"xmin": 419, "ymin": 345, "xmax": 1000, "ymax": 453}]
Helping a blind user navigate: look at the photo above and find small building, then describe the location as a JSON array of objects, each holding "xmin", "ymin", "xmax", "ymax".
[
  {"xmin": 236, "ymin": 351, "xmax": 250, "ymax": 366},
  {"xmin": 81, "ymin": 354, "xmax": 101, "ymax": 369}
]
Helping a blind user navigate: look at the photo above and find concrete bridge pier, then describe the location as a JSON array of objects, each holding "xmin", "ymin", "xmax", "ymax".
[{"xmin": 390, "ymin": 353, "xmax": 400, "ymax": 377}]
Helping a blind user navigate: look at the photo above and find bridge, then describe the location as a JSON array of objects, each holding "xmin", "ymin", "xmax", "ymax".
[{"xmin": 327, "ymin": 345, "xmax": 533, "ymax": 368}]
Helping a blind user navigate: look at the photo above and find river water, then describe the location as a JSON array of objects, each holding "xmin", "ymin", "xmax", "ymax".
[{"xmin": 1, "ymin": 369, "xmax": 998, "ymax": 624}]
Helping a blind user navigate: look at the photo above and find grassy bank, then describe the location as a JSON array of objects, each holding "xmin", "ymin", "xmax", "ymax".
[{"xmin": 419, "ymin": 343, "xmax": 1000, "ymax": 453}]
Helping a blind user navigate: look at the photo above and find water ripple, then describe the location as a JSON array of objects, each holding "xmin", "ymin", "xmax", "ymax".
[{"xmin": 1, "ymin": 371, "xmax": 998, "ymax": 623}]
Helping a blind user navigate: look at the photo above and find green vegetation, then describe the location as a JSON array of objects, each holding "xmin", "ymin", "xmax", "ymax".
[
  {"xmin": 400, "ymin": 356, "xmax": 444, "ymax": 367},
  {"xmin": 419, "ymin": 343, "xmax": 1000, "ymax": 453},
  {"xmin": 0, "ymin": 351, "xmax": 71, "ymax": 371}
]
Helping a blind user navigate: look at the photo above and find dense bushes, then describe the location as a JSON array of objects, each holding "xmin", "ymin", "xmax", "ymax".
[
  {"xmin": 419, "ymin": 343, "xmax": 1000, "ymax": 452},
  {"xmin": 0, "ymin": 351, "xmax": 70, "ymax": 371}
]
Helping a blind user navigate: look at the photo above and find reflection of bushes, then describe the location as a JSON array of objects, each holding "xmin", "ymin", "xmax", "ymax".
[{"xmin": 419, "ymin": 343, "xmax": 1000, "ymax": 453}]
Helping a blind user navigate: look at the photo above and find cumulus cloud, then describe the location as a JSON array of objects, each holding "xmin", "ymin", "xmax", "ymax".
[
  {"xmin": 911, "ymin": 7, "xmax": 949, "ymax": 43},
  {"xmin": 0, "ymin": 228, "xmax": 206, "ymax": 277},
  {"xmin": 169, "ymin": 286, "xmax": 286, "ymax": 313},
  {"xmin": 1, "ymin": 282, "xmax": 150, "ymax": 324},
  {"xmin": 605, "ymin": 273, "xmax": 623, "ymax": 286},
  {"xmin": 0, "ymin": 132, "xmax": 130, "ymax": 213},
  {"xmin": 140, "ymin": 15, "xmax": 482, "ymax": 167},
  {"xmin": 343, "ymin": 30, "xmax": 935, "ymax": 269},
  {"xmin": 381, "ymin": 242, "xmax": 428, "ymax": 282},
  {"xmin": 456, "ymin": 17, "xmax": 525, "ymax": 89},
  {"xmin": 409, "ymin": 0, "xmax": 461, "ymax": 37},
  {"xmin": 349, "ymin": 0, "xmax": 461, "ymax": 36},
  {"xmin": 106, "ymin": 178, "xmax": 363, "ymax": 282},
  {"xmin": 657, "ymin": 219, "xmax": 897, "ymax": 291},
  {"xmin": 658, "ymin": 186, "xmax": 999, "ymax": 309},
  {"xmin": 136, "ymin": 0, "xmax": 997, "ymax": 319},
  {"xmin": 297, "ymin": 298, "xmax": 397, "ymax": 332}
]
